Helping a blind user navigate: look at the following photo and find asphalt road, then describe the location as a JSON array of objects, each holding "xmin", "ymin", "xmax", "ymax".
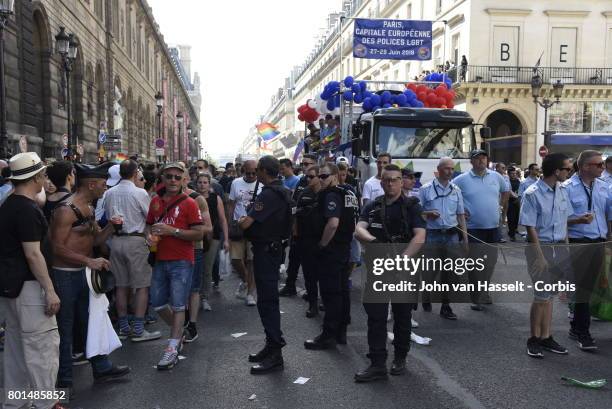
[{"xmin": 3, "ymin": 242, "xmax": 612, "ymax": 409}]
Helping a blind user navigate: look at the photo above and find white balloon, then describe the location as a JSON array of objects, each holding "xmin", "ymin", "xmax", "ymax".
[{"xmin": 307, "ymin": 99, "xmax": 317, "ymax": 109}]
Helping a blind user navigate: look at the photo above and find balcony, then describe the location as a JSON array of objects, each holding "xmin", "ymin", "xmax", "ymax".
[{"xmin": 458, "ymin": 65, "xmax": 612, "ymax": 86}]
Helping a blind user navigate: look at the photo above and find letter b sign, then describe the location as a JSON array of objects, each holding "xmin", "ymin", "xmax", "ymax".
[{"xmin": 500, "ymin": 43, "xmax": 510, "ymax": 61}]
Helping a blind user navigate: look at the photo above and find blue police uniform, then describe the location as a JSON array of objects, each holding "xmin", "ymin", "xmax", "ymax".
[
  {"xmin": 245, "ymin": 180, "xmax": 291, "ymax": 350},
  {"xmin": 519, "ymin": 179, "xmax": 572, "ymax": 301},
  {"xmin": 518, "ymin": 176, "xmax": 539, "ymax": 198},
  {"xmin": 279, "ymin": 175, "xmax": 308, "ymax": 294},
  {"xmin": 562, "ymin": 173, "xmax": 611, "ymax": 340}
]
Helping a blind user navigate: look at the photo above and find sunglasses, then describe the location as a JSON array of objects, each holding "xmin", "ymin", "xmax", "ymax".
[
  {"xmin": 319, "ymin": 174, "xmax": 331, "ymax": 180},
  {"xmin": 306, "ymin": 174, "xmax": 318, "ymax": 179},
  {"xmin": 164, "ymin": 174, "xmax": 183, "ymax": 181},
  {"xmin": 402, "ymin": 175, "xmax": 415, "ymax": 179},
  {"xmin": 587, "ymin": 162, "xmax": 605, "ymax": 168},
  {"xmin": 303, "ymin": 162, "xmax": 314, "ymax": 166}
]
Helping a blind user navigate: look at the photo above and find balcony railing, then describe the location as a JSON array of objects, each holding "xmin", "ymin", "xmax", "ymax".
[{"xmin": 459, "ymin": 65, "xmax": 612, "ymax": 86}]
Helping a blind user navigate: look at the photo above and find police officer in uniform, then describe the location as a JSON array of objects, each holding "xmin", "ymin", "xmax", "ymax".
[
  {"xmin": 304, "ymin": 163, "xmax": 358, "ymax": 349},
  {"xmin": 239, "ymin": 156, "xmax": 292, "ymax": 374},
  {"xmin": 354, "ymin": 164, "xmax": 426, "ymax": 382},
  {"xmin": 295, "ymin": 165, "xmax": 323, "ymax": 317}
]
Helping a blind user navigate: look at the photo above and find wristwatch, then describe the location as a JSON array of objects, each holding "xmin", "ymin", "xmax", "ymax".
[{"xmin": 173, "ymin": 228, "xmax": 180, "ymax": 237}]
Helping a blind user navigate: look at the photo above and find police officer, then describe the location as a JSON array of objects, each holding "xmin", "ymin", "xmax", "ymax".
[
  {"xmin": 354, "ymin": 164, "xmax": 426, "ymax": 382},
  {"xmin": 304, "ymin": 163, "xmax": 358, "ymax": 349},
  {"xmin": 279, "ymin": 154, "xmax": 317, "ymax": 296},
  {"xmin": 419, "ymin": 157, "xmax": 468, "ymax": 320},
  {"xmin": 519, "ymin": 153, "xmax": 573, "ymax": 358},
  {"xmin": 563, "ymin": 150, "xmax": 611, "ymax": 351},
  {"xmin": 295, "ymin": 165, "xmax": 323, "ymax": 318},
  {"xmin": 239, "ymin": 156, "xmax": 292, "ymax": 374}
]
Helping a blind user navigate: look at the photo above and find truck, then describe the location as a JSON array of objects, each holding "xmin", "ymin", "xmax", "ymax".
[{"xmin": 348, "ymin": 106, "xmax": 490, "ymax": 185}]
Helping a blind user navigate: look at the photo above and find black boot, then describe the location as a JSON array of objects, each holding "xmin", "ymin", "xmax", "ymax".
[
  {"xmin": 336, "ymin": 325, "xmax": 347, "ymax": 345},
  {"xmin": 306, "ymin": 300, "xmax": 319, "ymax": 318},
  {"xmin": 304, "ymin": 333, "xmax": 336, "ymax": 350},
  {"xmin": 354, "ymin": 363, "xmax": 388, "ymax": 383},
  {"xmin": 279, "ymin": 285, "xmax": 297, "ymax": 297},
  {"xmin": 440, "ymin": 304, "xmax": 457, "ymax": 320},
  {"xmin": 390, "ymin": 358, "xmax": 407, "ymax": 376},
  {"xmin": 250, "ymin": 349, "xmax": 284, "ymax": 374},
  {"xmin": 248, "ymin": 344, "xmax": 272, "ymax": 363}
]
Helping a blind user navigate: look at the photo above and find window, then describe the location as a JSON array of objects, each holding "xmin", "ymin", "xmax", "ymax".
[
  {"xmin": 112, "ymin": 0, "xmax": 119, "ymax": 38},
  {"xmin": 451, "ymin": 33, "xmax": 460, "ymax": 64},
  {"xmin": 126, "ymin": 8, "xmax": 131, "ymax": 58},
  {"xmin": 436, "ymin": 0, "xmax": 442, "ymax": 14}
]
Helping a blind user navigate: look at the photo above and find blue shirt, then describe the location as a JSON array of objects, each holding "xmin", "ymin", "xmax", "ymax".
[
  {"xmin": 418, "ymin": 178, "xmax": 465, "ymax": 229},
  {"xmin": 563, "ymin": 173, "xmax": 611, "ymax": 239},
  {"xmin": 518, "ymin": 176, "xmax": 538, "ymax": 197},
  {"xmin": 600, "ymin": 170, "xmax": 612, "ymax": 185},
  {"xmin": 518, "ymin": 179, "xmax": 571, "ymax": 242},
  {"xmin": 452, "ymin": 169, "xmax": 509, "ymax": 229},
  {"xmin": 283, "ymin": 175, "xmax": 300, "ymax": 191}
]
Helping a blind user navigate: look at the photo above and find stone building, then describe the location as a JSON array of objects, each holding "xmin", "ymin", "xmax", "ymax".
[{"xmin": 5, "ymin": 0, "xmax": 200, "ymax": 162}]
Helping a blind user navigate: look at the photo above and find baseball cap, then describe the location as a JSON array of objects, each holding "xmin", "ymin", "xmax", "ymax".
[
  {"xmin": 401, "ymin": 168, "xmax": 422, "ymax": 178},
  {"xmin": 162, "ymin": 162, "xmax": 186, "ymax": 173},
  {"xmin": 106, "ymin": 164, "xmax": 121, "ymax": 187},
  {"xmin": 470, "ymin": 149, "xmax": 488, "ymax": 159}
]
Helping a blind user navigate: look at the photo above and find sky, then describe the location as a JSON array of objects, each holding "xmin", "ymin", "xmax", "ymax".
[{"xmin": 147, "ymin": 0, "xmax": 343, "ymax": 161}]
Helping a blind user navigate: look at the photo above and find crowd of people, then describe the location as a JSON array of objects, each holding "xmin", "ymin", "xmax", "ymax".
[{"xmin": 0, "ymin": 146, "xmax": 611, "ymax": 407}]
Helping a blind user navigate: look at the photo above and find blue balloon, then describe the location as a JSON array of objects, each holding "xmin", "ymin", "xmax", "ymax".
[
  {"xmin": 342, "ymin": 91, "xmax": 353, "ymax": 101},
  {"xmin": 445, "ymin": 77, "xmax": 453, "ymax": 89},
  {"xmin": 353, "ymin": 94, "xmax": 364, "ymax": 104},
  {"xmin": 334, "ymin": 94, "xmax": 341, "ymax": 105},
  {"xmin": 326, "ymin": 99, "xmax": 335, "ymax": 111},
  {"xmin": 359, "ymin": 81, "xmax": 367, "ymax": 93},
  {"xmin": 364, "ymin": 91, "xmax": 374, "ymax": 99},
  {"xmin": 415, "ymin": 100, "xmax": 424, "ymax": 107},
  {"xmin": 396, "ymin": 94, "xmax": 408, "ymax": 105},
  {"xmin": 362, "ymin": 97, "xmax": 372, "ymax": 109},
  {"xmin": 372, "ymin": 105, "xmax": 381, "ymax": 112},
  {"xmin": 382, "ymin": 103, "xmax": 392, "ymax": 109},
  {"xmin": 381, "ymin": 91, "xmax": 392, "ymax": 103},
  {"xmin": 343, "ymin": 76, "xmax": 354, "ymax": 87},
  {"xmin": 351, "ymin": 84, "xmax": 361, "ymax": 93},
  {"xmin": 320, "ymin": 92, "xmax": 330, "ymax": 101},
  {"xmin": 371, "ymin": 94, "xmax": 381, "ymax": 106},
  {"xmin": 404, "ymin": 89, "xmax": 416, "ymax": 100}
]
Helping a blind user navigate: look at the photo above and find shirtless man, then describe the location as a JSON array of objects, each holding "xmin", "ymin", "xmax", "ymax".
[{"xmin": 50, "ymin": 163, "xmax": 130, "ymax": 394}]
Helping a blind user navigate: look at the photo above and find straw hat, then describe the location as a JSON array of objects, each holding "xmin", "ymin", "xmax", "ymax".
[{"xmin": 8, "ymin": 152, "xmax": 46, "ymax": 180}]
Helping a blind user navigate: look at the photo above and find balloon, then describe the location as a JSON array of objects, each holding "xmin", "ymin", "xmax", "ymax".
[
  {"xmin": 353, "ymin": 94, "xmax": 363, "ymax": 104},
  {"xmin": 407, "ymin": 83, "xmax": 417, "ymax": 93},
  {"xmin": 359, "ymin": 81, "xmax": 367, "ymax": 93},
  {"xmin": 372, "ymin": 105, "xmax": 381, "ymax": 112},
  {"xmin": 362, "ymin": 97, "xmax": 372, "ymax": 110},
  {"xmin": 381, "ymin": 91, "xmax": 392, "ymax": 103},
  {"xmin": 307, "ymin": 99, "xmax": 317, "ymax": 109},
  {"xmin": 364, "ymin": 91, "xmax": 373, "ymax": 99},
  {"xmin": 417, "ymin": 91, "xmax": 427, "ymax": 102},
  {"xmin": 435, "ymin": 86, "xmax": 447, "ymax": 96},
  {"xmin": 447, "ymin": 101, "xmax": 454, "ymax": 108},
  {"xmin": 404, "ymin": 90, "xmax": 416, "ymax": 100},
  {"xmin": 298, "ymin": 113, "xmax": 305, "ymax": 121},
  {"xmin": 382, "ymin": 103, "xmax": 392, "ymax": 108},
  {"xmin": 326, "ymin": 99, "xmax": 335, "ymax": 111},
  {"xmin": 416, "ymin": 85, "xmax": 428, "ymax": 94},
  {"xmin": 440, "ymin": 105, "xmax": 447, "ymax": 109},
  {"xmin": 371, "ymin": 94, "xmax": 381, "ymax": 106},
  {"xmin": 297, "ymin": 105, "xmax": 307, "ymax": 114},
  {"xmin": 415, "ymin": 100, "xmax": 424, "ymax": 108},
  {"xmin": 445, "ymin": 77, "xmax": 453, "ymax": 89},
  {"xmin": 351, "ymin": 84, "xmax": 361, "ymax": 93},
  {"xmin": 426, "ymin": 93, "xmax": 438, "ymax": 105},
  {"xmin": 343, "ymin": 76, "xmax": 354, "ymax": 87},
  {"xmin": 334, "ymin": 94, "xmax": 341, "ymax": 107},
  {"xmin": 342, "ymin": 91, "xmax": 353, "ymax": 101},
  {"xmin": 396, "ymin": 94, "xmax": 407, "ymax": 105},
  {"xmin": 435, "ymin": 97, "xmax": 446, "ymax": 106}
]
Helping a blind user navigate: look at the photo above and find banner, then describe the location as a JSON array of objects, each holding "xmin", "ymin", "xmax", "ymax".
[{"xmin": 353, "ymin": 18, "xmax": 432, "ymax": 60}]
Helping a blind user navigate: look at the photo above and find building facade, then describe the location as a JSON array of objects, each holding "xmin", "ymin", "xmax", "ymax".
[
  {"xmin": 4, "ymin": 0, "xmax": 200, "ymax": 162},
  {"xmin": 249, "ymin": 0, "xmax": 612, "ymax": 166}
]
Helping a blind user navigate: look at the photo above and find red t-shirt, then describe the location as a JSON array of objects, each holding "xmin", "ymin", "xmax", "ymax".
[{"xmin": 146, "ymin": 193, "xmax": 203, "ymax": 262}]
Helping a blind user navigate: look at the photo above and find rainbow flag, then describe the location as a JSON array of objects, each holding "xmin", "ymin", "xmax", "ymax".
[
  {"xmin": 256, "ymin": 122, "xmax": 280, "ymax": 141},
  {"xmin": 115, "ymin": 153, "xmax": 128, "ymax": 162}
]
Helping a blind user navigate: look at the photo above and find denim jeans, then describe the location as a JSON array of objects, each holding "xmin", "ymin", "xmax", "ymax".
[
  {"xmin": 190, "ymin": 249, "xmax": 205, "ymax": 293},
  {"xmin": 51, "ymin": 268, "xmax": 112, "ymax": 386},
  {"xmin": 424, "ymin": 230, "xmax": 461, "ymax": 304},
  {"xmin": 151, "ymin": 260, "xmax": 193, "ymax": 312}
]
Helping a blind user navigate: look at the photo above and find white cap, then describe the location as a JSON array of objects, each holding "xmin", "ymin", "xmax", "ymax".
[
  {"xmin": 336, "ymin": 156, "xmax": 349, "ymax": 165},
  {"xmin": 106, "ymin": 164, "xmax": 121, "ymax": 187}
]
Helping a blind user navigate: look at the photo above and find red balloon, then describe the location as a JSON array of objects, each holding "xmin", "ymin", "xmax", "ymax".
[
  {"xmin": 407, "ymin": 83, "xmax": 417, "ymax": 92},
  {"xmin": 416, "ymin": 85, "xmax": 428, "ymax": 94},
  {"xmin": 447, "ymin": 90, "xmax": 456, "ymax": 100},
  {"xmin": 444, "ymin": 92, "xmax": 454, "ymax": 104},
  {"xmin": 426, "ymin": 93, "xmax": 438, "ymax": 105},
  {"xmin": 447, "ymin": 101, "xmax": 454, "ymax": 108},
  {"xmin": 423, "ymin": 101, "xmax": 430, "ymax": 108},
  {"xmin": 298, "ymin": 113, "xmax": 305, "ymax": 121},
  {"xmin": 417, "ymin": 91, "xmax": 427, "ymax": 102},
  {"xmin": 435, "ymin": 97, "xmax": 446, "ymax": 106},
  {"xmin": 435, "ymin": 86, "xmax": 447, "ymax": 96},
  {"xmin": 438, "ymin": 83, "xmax": 448, "ymax": 90}
]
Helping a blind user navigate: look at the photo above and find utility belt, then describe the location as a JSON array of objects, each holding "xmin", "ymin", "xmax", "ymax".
[
  {"xmin": 114, "ymin": 232, "xmax": 145, "ymax": 237},
  {"xmin": 252, "ymin": 240, "xmax": 283, "ymax": 253},
  {"xmin": 568, "ymin": 237, "xmax": 606, "ymax": 243}
]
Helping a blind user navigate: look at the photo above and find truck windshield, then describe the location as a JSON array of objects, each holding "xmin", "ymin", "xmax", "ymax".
[{"xmin": 375, "ymin": 122, "xmax": 471, "ymax": 159}]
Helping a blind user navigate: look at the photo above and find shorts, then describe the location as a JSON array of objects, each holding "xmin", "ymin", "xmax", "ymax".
[
  {"xmin": 151, "ymin": 260, "xmax": 193, "ymax": 312},
  {"xmin": 109, "ymin": 236, "xmax": 152, "ymax": 288},
  {"xmin": 525, "ymin": 244, "xmax": 571, "ymax": 301},
  {"xmin": 230, "ymin": 238, "xmax": 253, "ymax": 261},
  {"xmin": 190, "ymin": 249, "xmax": 204, "ymax": 293}
]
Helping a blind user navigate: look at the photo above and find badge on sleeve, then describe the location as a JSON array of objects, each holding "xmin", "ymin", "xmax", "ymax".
[
  {"xmin": 254, "ymin": 201, "xmax": 264, "ymax": 211},
  {"xmin": 328, "ymin": 201, "xmax": 337, "ymax": 211}
]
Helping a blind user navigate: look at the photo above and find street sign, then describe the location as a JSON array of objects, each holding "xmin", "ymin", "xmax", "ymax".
[
  {"xmin": 98, "ymin": 131, "xmax": 107, "ymax": 144},
  {"xmin": 155, "ymin": 138, "xmax": 165, "ymax": 148},
  {"xmin": 155, "ymin": 148, "xmax": 165, "ymax": 156},
  {"xmin": 538, "ymin": 145, "xmax": 549, "ymax": 158},
  {"xmin": 61, "ymin": 148, "xmax": 69, "ymax": 158},
  {"xmin": 105, "ymin": 141, "xmax": 122, "ymax": 151},
  {"xmin": 77, "ymin": 144, "xmax": 84, "ymax": 156},
  {"xmin": 62, "ymin": 134, "xmax": 69, "ymax": 147},
  {"xmin": 19, "ymin": 136, "xmax": 27, "ymax": 153}
]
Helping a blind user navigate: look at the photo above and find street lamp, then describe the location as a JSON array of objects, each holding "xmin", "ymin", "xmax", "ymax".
[
  {"xmin": 155, "ymin": 91, "xmax": 163, "ymax": 163},
  {"xmin": 176, "ymin": 112, "xmax": 183, "ymax": 160},
  {"xmin": 56, "ymin": 27, "xmax": 79, "ymax": 159},
  {"xmin": 531, "ymin": 75, "xmax": 564, "ymax": 140},
  {"xmin": 0, "ymin": 0, "xmax": 14, "ymax": 158}
]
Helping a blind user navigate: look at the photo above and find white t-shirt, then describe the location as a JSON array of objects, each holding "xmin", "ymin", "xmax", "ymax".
[
  {"xmin": 229, "ymin": 177, "xmax": 262, "ymax": 221},
  {"xmin": 362, "ymin": 176, "xmax": 383, "ymax": 204}
]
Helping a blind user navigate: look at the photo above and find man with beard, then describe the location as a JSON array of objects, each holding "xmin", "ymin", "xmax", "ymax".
[{"xmin": 50, "ymin": 163, "xmax": 130, "ymax": 395}]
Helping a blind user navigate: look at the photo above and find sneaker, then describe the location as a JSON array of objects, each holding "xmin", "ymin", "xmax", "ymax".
[
  {"xmin": 201, "ymin": 299, "xmax": 212, "ymax": 311},
  {"xmin": 567, "ymin": 311, "xmax": 574, "ymax": 320},
  {"xmin": 470, "ymin": 303, "xmax": 484, "ymax": 311},
  {"xmin": 72, "ymin": 352, "xmax": 89, "ymax": 366},
  {"xmin": 184, "ymin": 325, "xmax": 199, "ymax": 343},
  {"xmin": 440, "ymin": 305, "xmax": 457, "ymax": 320},
  {"xmin": 569, "ymin": 331, "xmax": 597, "ymax": 351},
  {"xmin": 131, "ymin": 329, "xmax": 162, "ymax": 343},
  {"xmin": 117, "ymin": 328, "xmax": 131, "ymax": 340},
  {"xmin": 145, "ymin": 313, "xmax": 158, "ymax": 324},
  {"xmin": 539, "ymin": 336, "xmax": 568, "ymax": 354},
  {"xmin": 246, "ymin": 294, "xmax": 256, "ymax": 306},
  {"xmin": 157, "ymin": 346, "xmax": 179, "ymax": 370},
  {"xmin": 527, "ymin": 336, "xmax": 543, "ymax": 358},
  {"xmin": 235, "ymin": 282, "xmax": 247, "ymax": 299}
]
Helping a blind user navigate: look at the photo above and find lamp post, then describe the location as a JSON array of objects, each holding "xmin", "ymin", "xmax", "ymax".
[
  {"xmin": 155, "ymin": 91, "xmax": 163, "ymax": 163},
  {"xmin": 531, "ymin": 75, "xmax": 564, "ymax": 142},
  {"xmin": 176, "ymin": 111, "xmax": 183, "ymax": 161},
  {"xmin": 0, "ymin": 0, "xmax": 14, "ymax": 159},
  {"xmin": 55, "ymin": 27, "xmax": 79, "ymax": 159},
  {"xmin": 187, "ymin": 124, "xmax": 192, "ymax": 161}
]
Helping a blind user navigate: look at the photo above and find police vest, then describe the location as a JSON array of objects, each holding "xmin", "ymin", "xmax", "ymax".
[
  {"xmin": 246, "ymin": 182, "xmax": 294, "ymax": 243},
  {"xmin": 296, "ymin": 188, "xmax": 322, "ymax": 239},
  {"xmin": 366, "ymin": 195, "xmax": 418, "ymax": 243},
  {"xmin": 318, "ymin": 185, "xmax": 359, "ymax": 243}
]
